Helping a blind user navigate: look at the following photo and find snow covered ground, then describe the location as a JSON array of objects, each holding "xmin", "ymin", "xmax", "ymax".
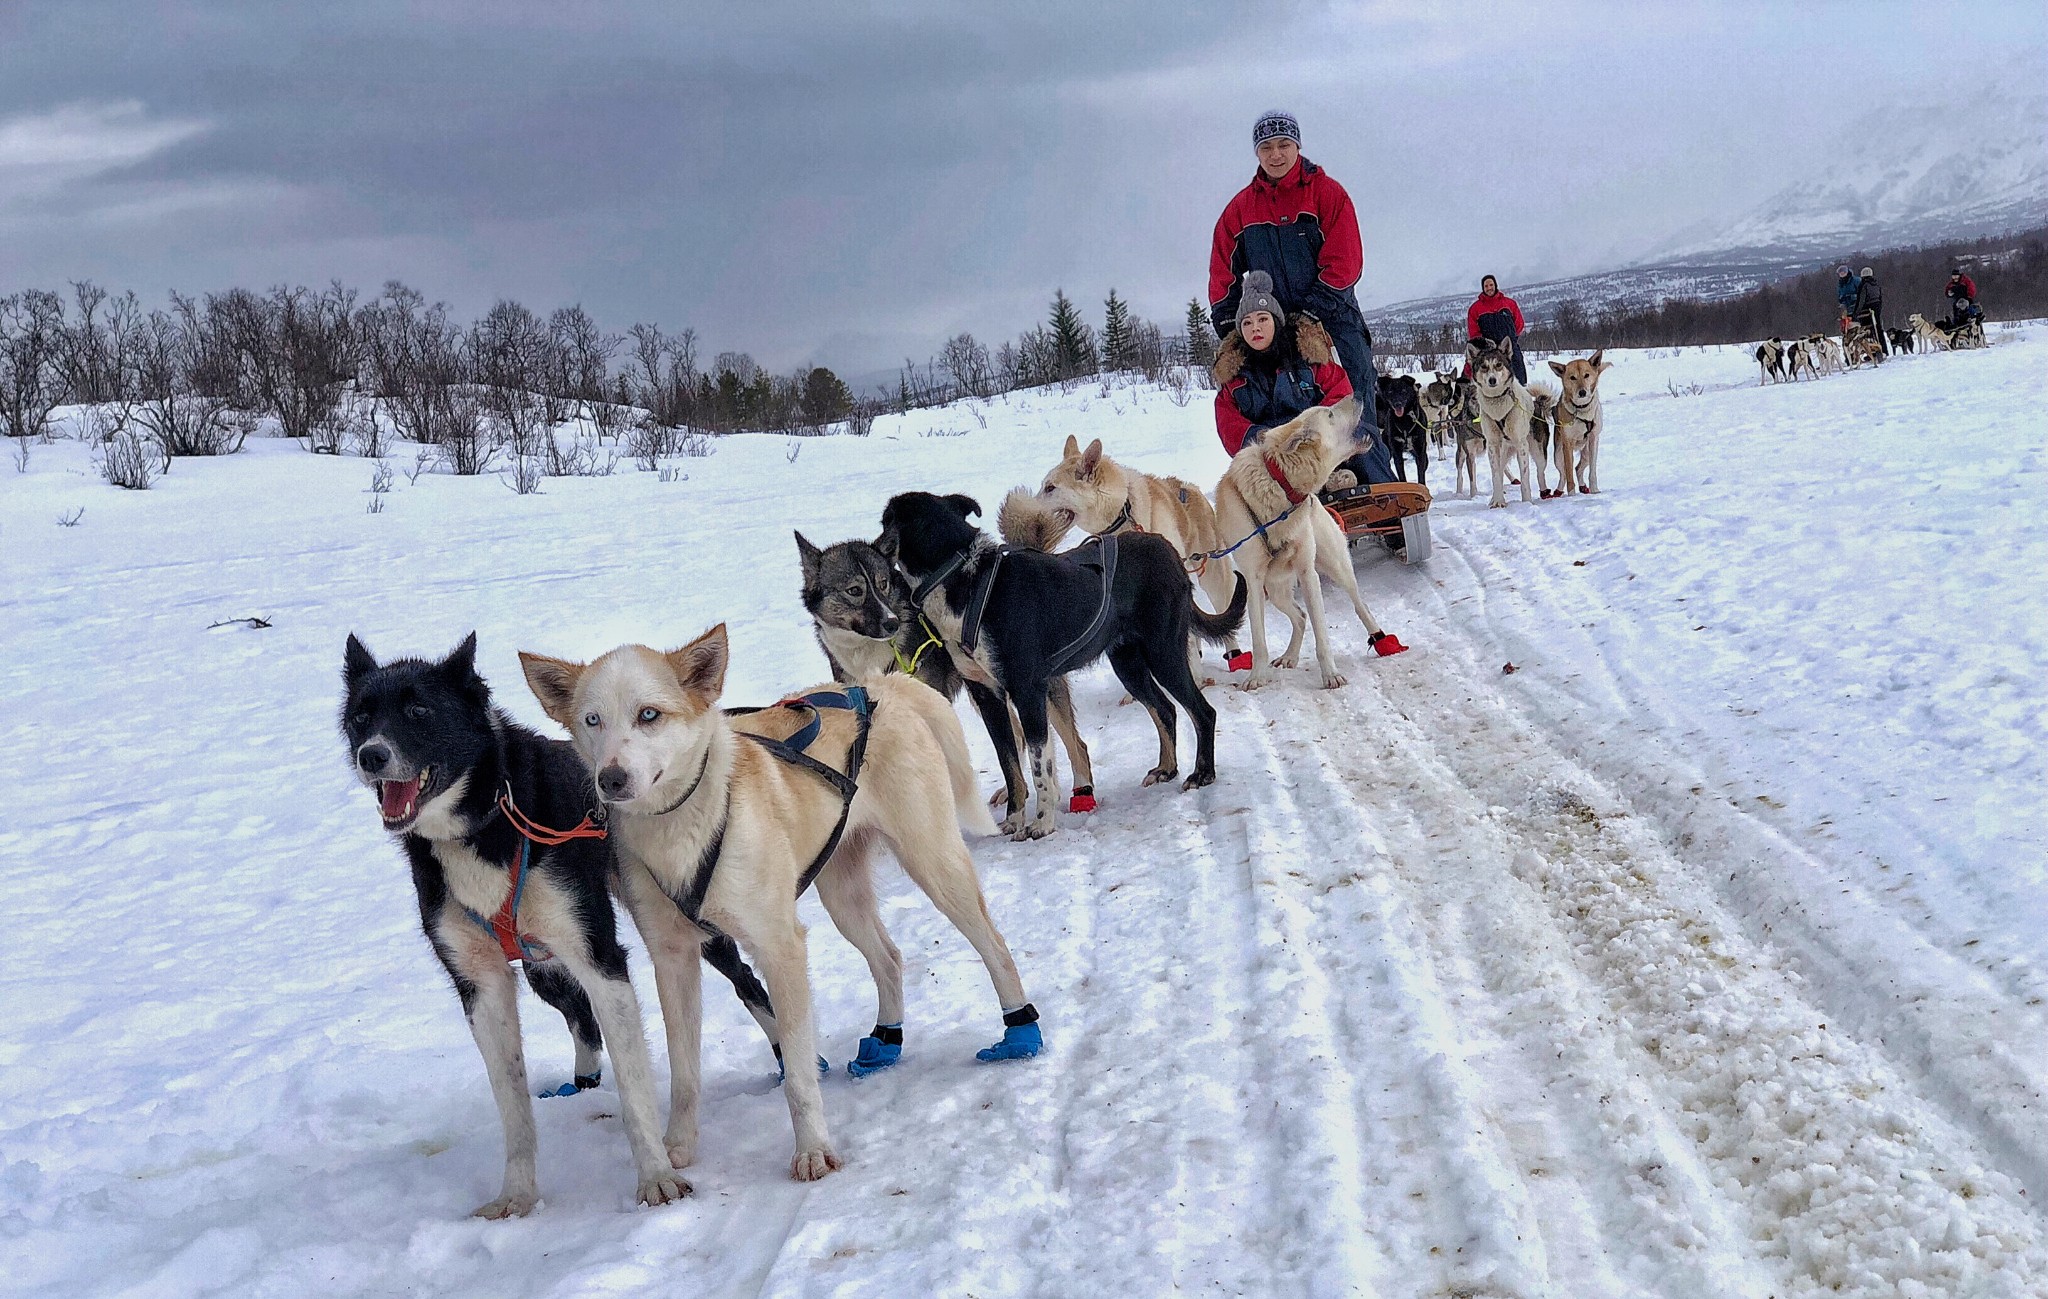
[{"xmin": 2, "ymin": 326, "xmax": 2044, "ymax": 1298}]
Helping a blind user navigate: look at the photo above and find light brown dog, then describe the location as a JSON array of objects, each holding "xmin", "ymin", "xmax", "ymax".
[
  {"xmin": 1031, "ymin": 435, "xmax": 1244, "ymax": 668},
  {"xmin": 1546, "ymin": 349, "xmax": 1611, "ymax": 495},
  {"xmin": 520, "ymin": 631, "xmax": 1035, "ymax": 1185},
  {"xmin": 1213, "ymin": 397, "xmax": 1392, "ymax": 689}
]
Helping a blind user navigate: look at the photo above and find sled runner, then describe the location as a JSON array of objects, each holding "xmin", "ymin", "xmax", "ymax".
[{"xmin": 1320, "ymin": 479, "xmax": 1433, "ymax": 564}]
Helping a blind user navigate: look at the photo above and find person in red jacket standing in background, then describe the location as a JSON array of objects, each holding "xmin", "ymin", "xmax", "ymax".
[
  {"xmin": 1210, "ymin": 110, "xmax": 1393, "ymax": 485},
  {"xmin": 1466, "ymin": 275, "xmax": 1527, "ymax": 384}
]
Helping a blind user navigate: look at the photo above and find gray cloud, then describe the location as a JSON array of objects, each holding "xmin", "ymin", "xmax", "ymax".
[{"xmin": 2, "ymin": 2, "xmax": 2041, "ymax": 380}]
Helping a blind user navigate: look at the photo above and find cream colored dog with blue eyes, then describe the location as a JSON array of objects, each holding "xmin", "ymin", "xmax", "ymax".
[{"xmin": 520, "ymin": 626, "xmax": 1041, "ymax": 1186}]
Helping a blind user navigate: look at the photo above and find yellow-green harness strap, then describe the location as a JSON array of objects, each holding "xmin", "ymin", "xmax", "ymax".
[{"xmin": 892, "ymin": 617, "xmax": 944, "ymax": 677}]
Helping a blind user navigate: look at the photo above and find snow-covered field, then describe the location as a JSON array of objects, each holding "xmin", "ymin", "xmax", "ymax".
[{"xmin": 2, "ymin": 328, "xmax": 2044, "ymax": 1298}]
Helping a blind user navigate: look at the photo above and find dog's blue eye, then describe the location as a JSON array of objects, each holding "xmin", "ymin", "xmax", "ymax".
[
  {"xmin": 583, "ymin": 712, "xmax": 601, "ymax": 728},
  {"xmin": 638, "ymin": 707, "xmax": 660, "ymax": 724}
]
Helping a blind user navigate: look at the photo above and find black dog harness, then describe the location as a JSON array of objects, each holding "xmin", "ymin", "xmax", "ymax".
[
  {"xmin": 662, "ymin": 688, "xmax": 874, "ymax": 939},
  {"xmin": 914, "ymin": 537, "xmax": 1120, "ymax": 676}
]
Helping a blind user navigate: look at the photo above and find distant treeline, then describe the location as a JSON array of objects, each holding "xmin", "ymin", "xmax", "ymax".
[{"xmin": 1383, "ymin": 226, "xmax": 2048, "ymax": 363}]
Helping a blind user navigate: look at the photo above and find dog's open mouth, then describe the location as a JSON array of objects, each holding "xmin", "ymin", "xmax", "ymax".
[
  {"xmin": 378, "ymin": 767, "xmax": 432, "ymax": 829},
  {"xmin": 1051, "ymin": 508, "xmax": 1076, "ymax": 528}
]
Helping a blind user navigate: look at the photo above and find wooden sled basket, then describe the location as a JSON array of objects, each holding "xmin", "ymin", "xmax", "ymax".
[{"xmin": 1320, "ymin": 480, "xmax": 1433, "ymax": 564}]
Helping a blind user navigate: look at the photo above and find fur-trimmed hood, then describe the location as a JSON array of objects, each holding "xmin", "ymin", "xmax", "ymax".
[{"xmin": 1211, "ymin": 314, "xmax": 1335, "ymax": 387}]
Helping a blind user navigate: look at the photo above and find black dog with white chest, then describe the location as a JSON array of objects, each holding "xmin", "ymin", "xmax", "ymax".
[
  {"xmin": 877, "ymin": 491, "xmax": 1246, "ymax": 839},
  {"xmin": 340, "ymin": 632, "xmax": 776, "ymax": 1218}
]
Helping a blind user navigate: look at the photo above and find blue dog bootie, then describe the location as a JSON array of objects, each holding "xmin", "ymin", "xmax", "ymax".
[
  {"xmin": 773, "ymin": 1045, "xmax": 831, "ymax": 1084},
  {"xmin": 977, "ymin": 1004, "xmax": 1043, "ymax": 1062},
  {"xmin": 847, "ymin": 1023, "xmax": 904, "ymax": 1078},
  {"xmin": 538, "ymin": 1070, "xmax": 601, "ymax": 1099}
]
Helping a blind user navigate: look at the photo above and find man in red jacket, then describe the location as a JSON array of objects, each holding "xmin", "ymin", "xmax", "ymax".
[
  {"xmin": 1210, "ymin": 110, "xmax": 1391, "ymax": 484},
  {"xmin": 1466, "ymin": 275, "xmax": 1527, "ymax": 384}
]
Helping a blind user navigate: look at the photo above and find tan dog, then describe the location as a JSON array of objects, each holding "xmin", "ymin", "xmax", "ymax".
[
  {"xmin": 1213, "ymin": 397, "xmax": 1393, "ymax": 689},
  {"xmin": 1908, "ymin": 313, "xmax": 1951, "ymax": 352},
  {"xmin": 1546, "ymin": 349, "xmax": 1611, "ymax": 495},
  {"xmin": 1030, "ymin": 435, "xmax": 1245, "ymax": 673},
  {"xmin": 520, "ymin": 630, "xmax": 1037, "ymax": 1184}
]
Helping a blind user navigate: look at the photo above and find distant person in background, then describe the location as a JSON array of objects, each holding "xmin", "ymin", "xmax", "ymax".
[
  {"xmin": 1835, "ymin": 265, "xmax": 1861, "ymax": 317},
  {"xmin": 1466, "ymin": 275, "xmax": 1527, "ymax": 384},
  {"xmin": 1209, "ymin": 109, "xmax": 1391, "ymax": 483},
  {"xmin": 1946, "ymin": 266, "xmax": 1980, "ymax": 328},
  {"xmin": 1852, "ymin": 265, "xmax": 1886, "ymax": 353}
]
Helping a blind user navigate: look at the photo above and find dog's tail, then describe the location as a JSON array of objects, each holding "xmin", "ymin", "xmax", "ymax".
[
  {"xmin": 998, "ymin": 486, "xmax": 1069, "ymax": 553},
  {"xmin": 1191, "ymin": 573, "xmax": 1249, "ymax": 643},
  {"xmin": 936, "ymin": 708, "xmax": 1000, "ymax": 836}
]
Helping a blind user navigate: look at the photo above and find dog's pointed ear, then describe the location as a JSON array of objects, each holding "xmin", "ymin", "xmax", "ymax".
[
  {"xmin": 1079, "ymin": 439, "xmax": 1103, "ymax": 478},
  {"xmin": 1548, "ymin": 359, "xmax": 1567, "ymax": 377},
  {"xmin": 519, "ymin": 651, "xmax": 586, "ymax": 727},
  {"xmin": 343, "ymin": 634, "xmax": 378, "ymax": 689},
  {"xmin": 943, "ymin": 493, "xmax": 981, "ymax": 520},
  {"xmin": 872, "ymin": 526, "xmax": 900, "ymax": 562},
  {"xmin": 1590, "ymin": 348, "xmax": 1609, "ymax": 373},
  {"xmin": 795, "ymin": 531, "xmax": 823, "ymax": 586},
  {"xmin": 666, "ymin": 624, "xmax": 728, "ymax": 705},
  {"xmin": 1062, "ymin": 433, "xmax": 1080, "ymax": 459},
  {"xmin": 441, "ymin": 631, "xmax": 479, "ymax": 682}
]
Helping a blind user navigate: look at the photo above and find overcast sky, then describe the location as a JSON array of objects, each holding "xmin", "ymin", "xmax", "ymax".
[{"xmin": 1, "ymin": 2, "xmax": 2041, "ymax": 381}]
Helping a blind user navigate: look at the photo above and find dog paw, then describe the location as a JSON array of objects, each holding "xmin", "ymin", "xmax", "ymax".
[
  {"xmin": 1488, "ymin": 500, "xmax": 1506, "ymax": 509},
  {"xmin": 976, "ymin": 1021, "xmax": 1043, "ymax": 1062},
  {"xmin": 1141, "ymin": 766, "xmax": 1179, "ymax": 787},
  {"xmin": 1012, "ymin": 817, "xmax": 1055, "ymax": 842},
  {"xmin": 790, "ymin": 1146, "xmax": 843, "ymax": 1182},
  {"xmin": 638, "ymin": 1171, "xmax": 693, "ymax": 1206},
  {"xmin": 1181, "ymin": 769, "xmax": 1215, "ymax": 791},
  {"xmin": 1117, "ymin": 693, "xmax": 1134, "ymax": 707},
  {"xmin": 1241, "ymin": 672, "xmax": 1272, "ymax": 691},
  {"xmin": 987, "ymin": 786, "xmax": 1007, "ymax": 808},
  {"xmin": 1273, "ymin": 652, "xmax": 1298, "ymax": 669},
  {"xmin": 998, "ymin": 811, "xmax": 1027, "ymax": 836},
  {"xmin": 473, "ymin": 1191, "xmax": 539, "ymax": 1220},
  {"xmin": 1320, "ymin": 670, "xmax": 1348, "ymax": 690}
]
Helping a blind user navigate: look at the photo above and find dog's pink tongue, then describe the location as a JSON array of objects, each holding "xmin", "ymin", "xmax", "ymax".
[{"xmin": 380, "ymin": 776, "xmax": 421, "ymax": 819}]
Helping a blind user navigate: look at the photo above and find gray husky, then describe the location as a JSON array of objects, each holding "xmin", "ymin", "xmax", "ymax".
[{"xmin": 795, "ymin": 532, "xmax": 1097, "ymax": 822}]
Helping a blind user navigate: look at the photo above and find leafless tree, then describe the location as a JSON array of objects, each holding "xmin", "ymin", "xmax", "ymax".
[
  {"xmin": 131, "ymin": 308, "xmax": 243, "ymax": 455},
  {"xmin": 939, "ymin": 333, "xmax": 992, "ymax": 399},
  {"xmin": 356, "ymin": 282, "xmax": 469, "ymax": 445},
  {"xmin": 0, "ymin": 290, "xmax": 66, "ymax": 441}
]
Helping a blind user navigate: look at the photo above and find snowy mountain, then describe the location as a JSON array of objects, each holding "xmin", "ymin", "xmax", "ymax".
[
  {"xmin": 1654, "ymin": 64, "xmax": 2048, "ymax": 262},
  {"xmin": 1371, "ymin": 56, "xmax": 2047, "ymax": 337}
]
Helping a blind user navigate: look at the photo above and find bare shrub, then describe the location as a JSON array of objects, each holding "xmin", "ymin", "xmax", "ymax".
[
  {"xmin": 504, "ymin": 452, "xmax": 542, "ymax": 495},
  {"xmin": 844, "ymin": 402, "xmax": 877, "ymax": 437},
  {"xmin": 1163, "ymin": 364, "xmax": 1195, "ymax": 407},
  {"xmin": 94, "ymin": 416, "xmax": 168, "ymax": 490},
  {"xmin": 133, "ymin": 308, "xmax": 242, "ymax": 456},
  {"xmin": 677, "ymin": 431, "xmax": 714, "ymax": 458},
  {"xmin": 58, "ymin": 506, "xmax": 84, "ymax": 527},
  {"xmin": 435, "ymin": 390, "xmax": 493, "ymax": 475}
]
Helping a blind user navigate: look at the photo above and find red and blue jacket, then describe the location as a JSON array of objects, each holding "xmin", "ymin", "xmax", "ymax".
[
  {"xmin": 1210, "ymin": 317, "xmax": 1354, "ymax": 456},
  {"xmin": 1209, "ymin": 159, "xmax": 1365, "ymax": 338},
  {"xmin": 1466, "ymin": 291, "xmax": 1524, "ymax": 342}
]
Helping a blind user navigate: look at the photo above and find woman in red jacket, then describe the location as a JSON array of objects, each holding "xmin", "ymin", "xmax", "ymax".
[
  {"xmin": 1211, "ymin": 270, "xmax": 1354, "ymax": 457},
  {"xmin": 1466, "ymin": 275, "xmax": 1527, "ymax": 384}
]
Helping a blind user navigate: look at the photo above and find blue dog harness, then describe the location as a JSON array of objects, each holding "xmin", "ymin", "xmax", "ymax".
[{"xmin": 664, "ymin": 688, "xmax": 875, "ymax": 938}]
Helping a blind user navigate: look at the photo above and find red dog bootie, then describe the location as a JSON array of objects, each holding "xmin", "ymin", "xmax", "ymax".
[
  {"xmin": 1227, "ymin": 651, "xmax": 1253, "ymax": 672},
  {"xmin": 1370, "ymin": 631, "xmax": 1409, "ymax": 657},
  {"xmin": 1068, "ymin": 787, "xmax": 1097, "ymax": 814}
]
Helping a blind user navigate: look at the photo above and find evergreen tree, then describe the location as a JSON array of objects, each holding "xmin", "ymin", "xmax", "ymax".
[
  {"xmin": 1100, "ymin": 289, "xmax": 1133, "ymax": 372},
  {"xmin": 1184, "ymin": 298, "xmax": 1216, "ymax": 369},
  {"xmin": 799, "ymin": 366, "xmax": 852, "ymax": 426},
  {"xmin": 1049, "ymin": 289, "xmax": 1097, "ymax": 380}
]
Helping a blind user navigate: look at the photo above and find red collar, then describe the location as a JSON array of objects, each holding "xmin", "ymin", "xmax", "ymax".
[{"xmin": 1263, "ymin": 452, "xmax": 1307, "ymax": 505}]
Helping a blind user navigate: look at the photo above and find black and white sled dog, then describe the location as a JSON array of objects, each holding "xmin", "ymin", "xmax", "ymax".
[
  {"xmin": 1755, "ymin": 338, "xmax": 1788, "ymax": 384},
  {"xmin": 794, "ymin": 531, "xmax": 1097, "ymax": 819},
  {"xmin": 877, "ymin": 491, "xmax": 1247, "ymax": 839},
  {"xmin": 340, "ymin": 633, "xmax": 777, "ymax": 1218}
]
